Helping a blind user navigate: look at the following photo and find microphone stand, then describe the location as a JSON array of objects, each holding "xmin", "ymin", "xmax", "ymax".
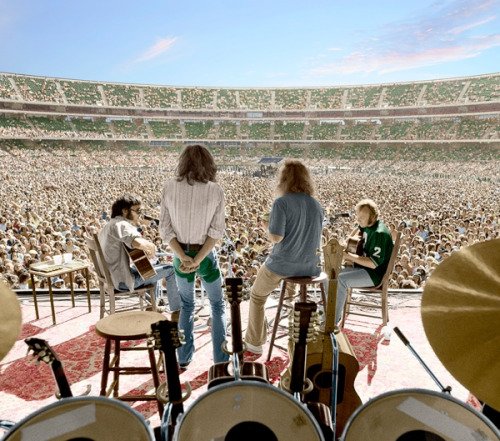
[{"xmin": 394, "ymin": 327, "xmax": 451, "ymax": 394}]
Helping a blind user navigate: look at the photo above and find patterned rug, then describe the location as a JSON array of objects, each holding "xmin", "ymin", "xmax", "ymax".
[{"xmin": 0, "ymin": 292, "xmax": 481, "ymax": 433}]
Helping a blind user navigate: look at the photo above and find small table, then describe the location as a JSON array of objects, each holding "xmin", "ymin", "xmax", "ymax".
[{"xmin": 29, "ymin": 260, "xmax": 92, "ymax": 325}]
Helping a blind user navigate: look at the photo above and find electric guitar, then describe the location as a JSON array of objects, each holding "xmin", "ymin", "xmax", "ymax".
[
  {"xmin": 208, "ymin": 277, "xmax": 268, "ymax": 388},
  {"xmin": 150, "ymin": 319, "xmax": 190, "ymax": 441},
  {"xmin": 305, "ymin": 238, "xmax": 362, "ymax": 438},
  {"xmin": 25, "ymin": 337, "xmax": 73, "ymax": 399}
]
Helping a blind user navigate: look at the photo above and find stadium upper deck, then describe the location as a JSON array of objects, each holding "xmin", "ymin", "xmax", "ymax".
[{"xmin": 0, "ymin": 72, "xmax": 498, "ymax": 145}]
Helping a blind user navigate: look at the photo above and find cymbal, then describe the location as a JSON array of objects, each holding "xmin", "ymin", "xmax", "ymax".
[
  {"xmin": 0, "ymin": 281, "xmax": 22, "ymax": 361},
  {"xmin": 422, "ymin": 239, "xmax": 500, "ymax": 410}
]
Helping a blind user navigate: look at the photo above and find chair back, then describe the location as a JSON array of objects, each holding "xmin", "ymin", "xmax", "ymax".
[
  {"xmin": 377, "ymin": 231, "xmax": 401, "ymax": 289},
  {"xmin": 85, "ymin": 233, "xmax": 114, "ymax": 289}
]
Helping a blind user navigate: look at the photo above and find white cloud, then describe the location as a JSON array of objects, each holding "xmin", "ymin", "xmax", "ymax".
[
  {"xmin": 307, "ymin": 0, "xmax": 500, "ymax": 77},
  {"xmin": 132, "ymin": 36, "xmax": 178, "ymax": 64}
]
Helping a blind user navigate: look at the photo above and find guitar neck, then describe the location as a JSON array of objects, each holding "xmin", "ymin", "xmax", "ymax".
[
  {"xmin": 163, "ymin": 346, "xmax": 184, "ymax": 417},
  {"xmin": 230, "ymin": 297, "xmax": 244, "ymax": 355},
  {"xmin": 52, "ymin": 360, "xmax": 73, "ymax": 398},
  {"xmin": 290, "ymin": 340, "xmax": 308, "ymax": 394}
]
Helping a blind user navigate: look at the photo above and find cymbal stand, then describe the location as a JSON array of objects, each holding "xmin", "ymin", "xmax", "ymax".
[{"xmin": 394, "ymin": 327, "xmax": 451, "ymax": 394}]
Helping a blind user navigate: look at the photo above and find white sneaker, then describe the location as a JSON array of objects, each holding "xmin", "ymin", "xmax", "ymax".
[{"xmin": 244, "ymin": 341, "xmax": 263, "ymax": 355}]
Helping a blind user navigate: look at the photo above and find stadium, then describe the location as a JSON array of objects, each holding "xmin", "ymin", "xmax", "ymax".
[
  {"xmin": 0, "ymin": 72, "xmax": 499, "ymax": 163},
  {"xmin": 0, "ymin": 2, "xmax": 499, "ymax": 435}
]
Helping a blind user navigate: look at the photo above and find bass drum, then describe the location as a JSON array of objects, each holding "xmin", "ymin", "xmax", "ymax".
[
  {"xmin": 341, "ymin": 388, "xmax": 500, "ymax": 441},
  {"xmin": 173, "ymin": 381, "xmax": 325, "ymax": 441},
  {"xmin": 3, "ymin": 396, "xmax": 155, "ymax": 441}
]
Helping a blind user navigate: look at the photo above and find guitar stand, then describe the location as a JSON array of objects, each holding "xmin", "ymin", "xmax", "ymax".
[
  {"xmin": 394, "ymin": 327, "xmax": 452, "ymax": 394},
  {"xmin": 329, "ymin": 331, "xmax": 339, "ymax": 439}
]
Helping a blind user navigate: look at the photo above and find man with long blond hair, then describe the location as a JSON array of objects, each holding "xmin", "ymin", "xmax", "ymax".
[
  {"xmin": 160, "ymin": 144, "xmax": 228, "ymax": 367},
  {"xmin": 244, "ymin": 159, "xmax": 324, "ymax": 355}
]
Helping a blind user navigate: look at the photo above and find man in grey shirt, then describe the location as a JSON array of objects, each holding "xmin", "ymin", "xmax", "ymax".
[
  {"xmin": 99, "ymin": 194, "xmax": 179, "ymax": 316},
  {"xmin": 245, "ymin": 160, "xmax": 324, "ymax": 354}
]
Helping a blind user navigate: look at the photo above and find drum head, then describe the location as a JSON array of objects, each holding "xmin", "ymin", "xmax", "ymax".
[
  {"xmin": 4, "ymin": 396, "xmax": 154, "ymax": 441},
  {"xmin": 341, "ymin": 389, "xmax": 500, "ymax": 441},
  {"xmin": 174, "ymin": 381, "xmax": 325, "ymax": 441}
]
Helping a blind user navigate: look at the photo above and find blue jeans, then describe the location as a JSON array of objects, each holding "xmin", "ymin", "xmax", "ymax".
[
  {"xmin": 175, "ymin": 252, "xmax": 228, "ymax": 364},
  {"xmin": 336, "ymin": 267, "xmax": 374, "ymax": 323},
  {"xmin": 118, "ymin": 264, "xmax": 181, "ymax": 312}
]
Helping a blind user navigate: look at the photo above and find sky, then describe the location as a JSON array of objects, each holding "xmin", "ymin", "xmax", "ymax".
[{"xmin": 0, "ymin": 0, "xmax": 499, "ymax": 88}]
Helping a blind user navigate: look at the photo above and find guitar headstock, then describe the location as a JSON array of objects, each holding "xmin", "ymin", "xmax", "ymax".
[
  {"xmin": 290, "ymin": 302, "xmax": 319, "ymax": 344},
  {"xmin": 322, "ymin": 238, "xmax": 343, "ymax": 280},
  {"xmin": 25, "ymin": 337, "xmax": 59, "ymax": 365},
  {"xmin": 150, "ymin": 320, "xmax": 184, "ymax": 352},
  {"xmin": 225, "ymin": 277, "xmax": 244, "ymax": 304}
]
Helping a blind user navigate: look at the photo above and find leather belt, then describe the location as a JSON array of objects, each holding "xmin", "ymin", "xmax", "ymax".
[{"xmin": 178, "ymin": 242, "xmax": 203, "ymax": 252}]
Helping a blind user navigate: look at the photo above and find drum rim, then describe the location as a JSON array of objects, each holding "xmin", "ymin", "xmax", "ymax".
[
  {"xmin": 340, "ymin": 388, "xmax": 500, "ymax": 439},
  {"xmin": 175, "ymin": 380, "xmax": 325, "ymax": 440},
  {"xmin": 3, "ymin": 395, "xmax": 155, "ymax": 440}
]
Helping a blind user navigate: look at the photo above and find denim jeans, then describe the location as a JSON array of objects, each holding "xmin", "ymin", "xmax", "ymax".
[
  {"xmin": 175, "ymin": 252, "xmax": 228, "ymax": 364},
  {"xmin": 336, "ymin": 266, "xmax": 375, "ymax": 323},
  {"xmin": 118, "ymin": 264, "xmax": 181, "ymax": 312}
]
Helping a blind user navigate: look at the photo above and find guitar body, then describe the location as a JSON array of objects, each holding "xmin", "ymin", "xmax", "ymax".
[
  {"xmin": 305, "ymin": 331, "xmax": 361, "ymax": 437},
  {"xmin": 303, "ymin": 238, "xmax": 361, "ymax": 438},
  {"xmin": 124, "ymin": 246, "xmax": 157, "ymax": 280},
  {"xmin": 345, "ymin": 236, "xmax": 364, "ymax": 256}
]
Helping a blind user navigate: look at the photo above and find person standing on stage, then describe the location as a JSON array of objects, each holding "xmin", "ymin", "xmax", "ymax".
[
  {"xmin": 244, "ymin": 159, "xmax": 324, "ymax": 355},
  {"xmin": 159, "ymin": 144, "xmax": 228, "ymax": 367},
  {"xmin": 98, "ymin": 194, "xmax": 180, "ymax": 315},
  {"xmin": 336, "ymin": 198, "xmax": 393, "ymax": 323}
]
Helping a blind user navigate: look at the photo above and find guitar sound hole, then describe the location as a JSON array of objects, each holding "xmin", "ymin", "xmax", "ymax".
[
  {"xmin": 396, "ymin": 430, "xmax": 445, "ymax": 441},
  {"xmin": 308, "ymin": 364, "xmax": 346, "ymax": 403},
  {"xmin": 225, "ymin": 421, "xmax": 278, "ymax": 441}
]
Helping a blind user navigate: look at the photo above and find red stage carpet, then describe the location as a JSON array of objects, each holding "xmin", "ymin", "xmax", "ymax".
[{"xmin": 0, "ymin": 291, "xmax": 475, "ymax": 433}]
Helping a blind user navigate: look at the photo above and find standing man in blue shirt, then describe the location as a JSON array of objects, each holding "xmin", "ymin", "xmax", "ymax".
[{"xmin": 244, "ymin": 159, "xmax": 324, "ymax": 355}]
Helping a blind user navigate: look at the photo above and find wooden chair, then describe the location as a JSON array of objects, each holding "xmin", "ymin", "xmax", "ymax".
[
  {"xmin": 86, "ymin": 233, "xmax": 157, "ymax": 318},
  {"xmin": 341, "ymin": 231, "xmax": 401, "ymax": 327}
]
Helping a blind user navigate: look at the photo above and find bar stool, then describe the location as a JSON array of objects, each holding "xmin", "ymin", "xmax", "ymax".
[
  {"xmin": 95, "ymin": 310, "xmax": 166, "ymax": 417},
  {"xmin": 267, "ymin": 272, "xmax": 328, "ymax": 361}
]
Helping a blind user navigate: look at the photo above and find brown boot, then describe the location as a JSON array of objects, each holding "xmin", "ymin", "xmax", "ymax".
[{"xmin": 171, "ymin": 310, "xmax": 180, "ymax": 322}]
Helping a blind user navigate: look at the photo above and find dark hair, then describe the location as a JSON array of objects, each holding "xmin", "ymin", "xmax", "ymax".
[
  {"xmin": 111, "ymin": 194, "xmax": 142, "ymax": 218},
  {"xmin": 276, "ymin": 159, "xmax": 314, "ymax": 196},
  {"xmin": 176, "ymin": 144, "xmax": 217, "ymax": 185}
]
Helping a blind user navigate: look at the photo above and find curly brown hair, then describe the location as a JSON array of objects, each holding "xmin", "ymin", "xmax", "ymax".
[
  {"xmin": 176, "ymin": 144, "xmax": 217, "ymax": 185},
  {"xmin": 276, "ymin": 159, "xmax": 314, "ymax": 196}
]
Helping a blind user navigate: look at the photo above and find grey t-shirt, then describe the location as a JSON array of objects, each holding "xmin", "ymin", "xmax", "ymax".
[{"xmin": 265, "ymin": 192, "xmax": 323, "ymax": 277}]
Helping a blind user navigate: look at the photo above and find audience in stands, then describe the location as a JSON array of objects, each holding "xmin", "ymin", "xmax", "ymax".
[{"xmin": 0, "ymin": 146, "xmax": 497, "ymax": 300}]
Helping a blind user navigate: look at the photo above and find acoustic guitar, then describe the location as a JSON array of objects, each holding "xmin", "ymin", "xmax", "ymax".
[
  {"xmin": 25, "ymin": 337, "xmax": 73, "ymax": 399},
  {"xmin": 123, "ymin": 244, "xmax": 157, "ymax": 280},
  {"xmin": 304, "ymin": 238, "xmax": 362, "ymax": 438},
  {"xmin": 208, "ymin": 277, "xmax": 268, "ymax": 388},
  {"xmin": 150, "ymin": 319, "xmax": 191, "ymax": 441},
  {"xmin": 281, "ymin": 302, "xmax": 333, "ymax": 440}
]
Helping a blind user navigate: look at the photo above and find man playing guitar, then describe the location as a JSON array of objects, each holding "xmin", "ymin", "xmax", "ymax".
[
  {"xmin": 98, "ymin": 194, "xmax": 180, "ymax": 316},
  {"xmin": 336, "ymin": 198, "xmax": 393, "ymax": 324}
]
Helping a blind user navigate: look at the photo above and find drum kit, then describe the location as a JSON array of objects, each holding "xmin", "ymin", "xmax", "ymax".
[{"xmin": 1, "ymin": 239, "xmax": 499, "ymax": 440}]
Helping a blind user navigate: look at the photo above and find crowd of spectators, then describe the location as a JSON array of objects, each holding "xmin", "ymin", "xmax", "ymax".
[{"xmin": 0, "ymin": 146, "xmax": 497, "ymax": 297}]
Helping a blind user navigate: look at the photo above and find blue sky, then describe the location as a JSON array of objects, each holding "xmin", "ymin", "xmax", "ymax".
[{"xmin": 0, "ymin": 0, "xmax": 499, "ymax": 87}]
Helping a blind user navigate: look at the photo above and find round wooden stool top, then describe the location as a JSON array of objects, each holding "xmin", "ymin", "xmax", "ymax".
[
  {"xmin": 283, "ymin": 272, "xmax": 328, "ymax": 285},
  {"xmin": 95, "ymin": 311, "xmax": 166, "ymax": 340}
]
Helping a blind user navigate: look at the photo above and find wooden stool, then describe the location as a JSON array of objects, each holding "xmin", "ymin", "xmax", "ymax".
[
  {"xmin": 267, "ymin": 272, "xmax": 328, "ymax": 361},
  {"xmin": 95, "ymin": 310, "xmax": 166, "ymax": 417}
]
